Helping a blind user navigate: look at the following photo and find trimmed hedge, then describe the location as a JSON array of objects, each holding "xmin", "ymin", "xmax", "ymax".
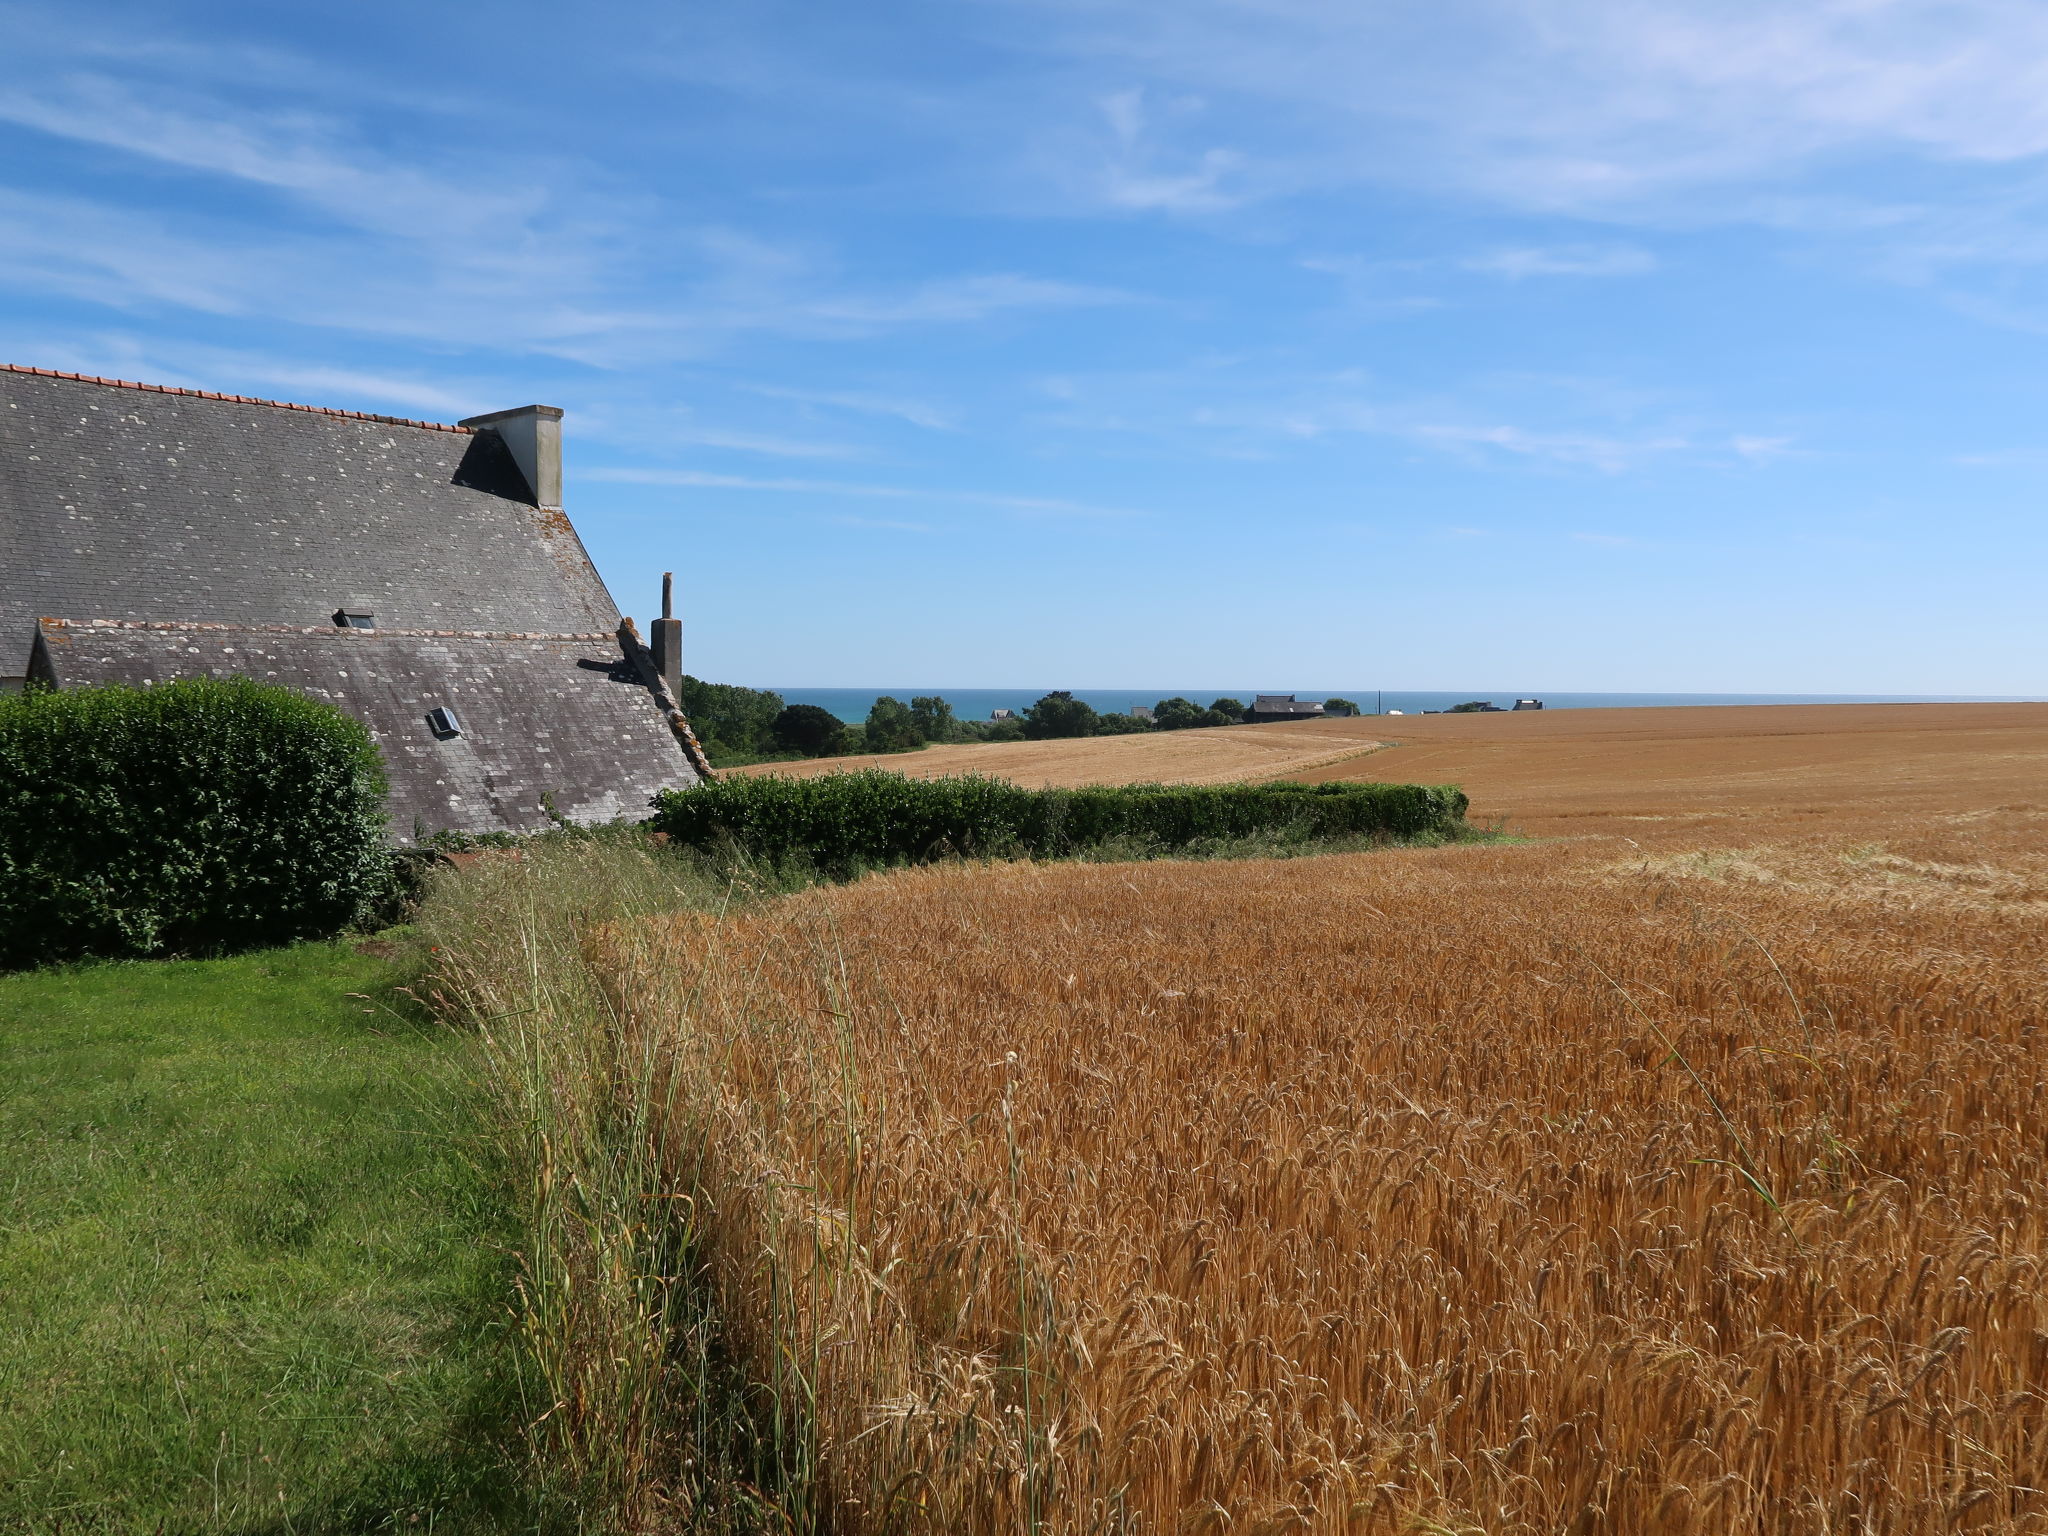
[
  {"xmin": 0, "ymin": 679, "xmax": 390, "ymax": 967},
  {"xmin": 650, "ymin": 770, "xmax": 1467, "ymax": 875}
]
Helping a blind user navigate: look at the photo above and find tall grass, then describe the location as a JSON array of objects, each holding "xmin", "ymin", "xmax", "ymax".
[{"xmin": 413, "ymin": 836, "xmax": 805, "ymax": 1532}]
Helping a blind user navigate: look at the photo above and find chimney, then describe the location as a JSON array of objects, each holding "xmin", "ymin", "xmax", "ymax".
[
  {"xmin": 458, "ymin": 404, "xmax": 564, "ymax": 508},
  {"xmin": 650, "ymin": 572, "xmax": 683, "ymax": 699}
]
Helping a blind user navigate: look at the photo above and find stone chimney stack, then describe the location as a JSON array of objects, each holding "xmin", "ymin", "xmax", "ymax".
[
  {"xmin": 650, "ymin": 572, "xmax": 683, "ymax": 699},
  {"xmin": 458, "ymin": 404, "xmax": 564, "ymax": 509}
]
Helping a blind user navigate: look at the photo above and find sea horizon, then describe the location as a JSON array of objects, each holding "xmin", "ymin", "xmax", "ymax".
[{"xmin": 758, "ymin": 688, "xmax": 2043, "ymax": 724}]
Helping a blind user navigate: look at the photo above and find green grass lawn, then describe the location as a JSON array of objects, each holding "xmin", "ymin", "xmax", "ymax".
[{"xmin": 0, "ymin": 942, "xmax": 522, "ymax": 1534}]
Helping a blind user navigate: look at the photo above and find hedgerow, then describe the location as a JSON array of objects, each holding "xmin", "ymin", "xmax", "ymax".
[
  {"xmin": 649, "ymin": 770, "xmax": 1467, "ymax": 876},
  {"xmin": 0, "ymin": 679, "xmax": 390, "ymax": 967}
]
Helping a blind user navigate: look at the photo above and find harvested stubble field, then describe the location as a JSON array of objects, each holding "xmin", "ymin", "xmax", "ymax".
[
  {"xmin": 729, "ymin": 719, "xmax": 1388, "ymax": 788},
  {"xmin": 441, "ymin": 703, "xmax": 2048, "ymax": 1533}
]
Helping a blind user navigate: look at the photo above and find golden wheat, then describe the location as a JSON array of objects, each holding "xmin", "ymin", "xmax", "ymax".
[
  {"xmin": 582, "ymin": 808, "xmax": 2048, "ymax": 1533},
  {"xmin": 727, "ymin": 718, "xmax": 1386, "ymax": 788}
]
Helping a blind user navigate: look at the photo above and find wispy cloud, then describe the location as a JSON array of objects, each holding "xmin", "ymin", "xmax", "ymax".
[
  {"xmin": 1732, "ymin": 434, "xmax": 1798, "ymax": 463},
  {"xmin": 662, "ymin": 425, "xmax": 865, "ymax": 459},
  {"xmin": 997, "ymin": 0, "xmax": 2048, "ymax": 225},
  {"xmin": 0, "ymin": 74, "xmax": 542, "ymax": 243},
  {"xmin": 803, "ymin": 273, "xmax": 1130, "ymax": 326},
  {"xmin": 0, "ymin": 34, "xmax": 1134, "ymax": 366},
  {"xmin": 834, "ymin": 515, "xmax": 936, "ymax": 532},
  {"xmin": 1407, "ymin": 421, "xmax": 1689, "ymax": 474},
  {"xmin": 0, "ymin": 331, "xmax": 487, "ymax": 415},
  {"xmin": 746, "ymin": 384, "xmax": 958, "ymax": 430},
  {"xmin": 1462, "ymin": 245, "xmax": 1656, "ymax": 279},
  {"xmin": 1093, "ymin": 87, "xmax": 1246, "ymax": 213},
  {"xmin": 1016, "ymin": 358, "xmax": 1736, "ymax": 475},
  {"xmin": 582, "ymin": 466, "xmax": 1140, "ymax": 517}
]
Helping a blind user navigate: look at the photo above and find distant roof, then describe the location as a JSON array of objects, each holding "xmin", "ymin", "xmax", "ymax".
[
  {"xmin": 1251, "ymin": 695, "xmax": 1326, "ymax": 715},
  {"xmin": 2, "ymin": 365, "xmax": 619, "ymax": 672},
  {"xmin": 32, "ymin": 619, "xmax": 695, "ymax": 837}
]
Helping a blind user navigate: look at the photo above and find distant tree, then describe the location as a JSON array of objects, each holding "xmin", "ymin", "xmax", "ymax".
[
  {"xmin": 1323, "ymin": 697, "xmax": 1361, "ymax": 717},
  {"xmin": 909, "ymin": 695, "xmax": 956, "ymax": 743},
  {"xmin": 960, "ymin": 716, "xmax": 1026, "ymax": 743},
  {"xmin": 1208, "ymin": 697, "xmax": 1247, "ymax": 722},
  {"xmin": 1152, "ymin": 697, "xmax": 1209, "ymax": 731},
  {"xmin": 1446, "ymin": 700, "xmax": 1495, "ymax": 714},
  {"xmin": 1023, "ymin": 691, "xmax": 1099, "ymax": 739},
  {"xmin": 865, "ymin": 695, "xmax": 923, "ymax": 752},
  {"xmin": 771, "ymin": 703, "xmax": 845, "ymax": 758},
  {"xmin": 679, "ymin": 677, "xmax": 785, "ymax": 763},
  {"xmin": 1094, "ymin": 711, "xmax": 1152, "ymax": 735},
  {"xmin": 1198, "ymin": 709, "xmax": 1235, "ymax": 728}
]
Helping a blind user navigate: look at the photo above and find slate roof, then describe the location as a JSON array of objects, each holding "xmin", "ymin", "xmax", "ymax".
[
  {"xmin": 1, "ymin": 364, "xmax": 619, "ymax": 671},
  {"xmin": 2, "ymin": 365, "xmax": 703, "ymax": 834},
  {"xmin": 32, "ymin": 620, "xmax": 690, "ymax": 837},
  {"xmin": 1250, "ymin": 694, "xmax": 1326, "ymax": 717}
]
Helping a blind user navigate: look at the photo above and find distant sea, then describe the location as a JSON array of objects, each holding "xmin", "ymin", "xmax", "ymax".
[{"xmin": 763, "ymin": 689, "xmax": 2040, "ymax": 724}]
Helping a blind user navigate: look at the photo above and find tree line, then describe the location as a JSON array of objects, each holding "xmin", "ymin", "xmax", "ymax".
[{"xmin": 679, "ymin": 680, "xmax": 1363, "ymax": 767}]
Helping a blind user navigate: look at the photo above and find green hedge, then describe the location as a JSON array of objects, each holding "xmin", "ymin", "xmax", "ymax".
[
  {"xmin": 0, "ymin": 679, "xmax": 390, "ymax": 967},
  {"xmin": 650, "ymin": 770, "xmax": 1467, "ymax": 875}
]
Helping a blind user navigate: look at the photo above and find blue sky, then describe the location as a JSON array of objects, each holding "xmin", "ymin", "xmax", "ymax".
[{"xmin": 4, "ymin": 0, "xmax": 2046, "ymax": 692}]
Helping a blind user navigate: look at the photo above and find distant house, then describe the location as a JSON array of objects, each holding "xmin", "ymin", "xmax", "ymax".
[
  {"xmin": 1130, "ymin": 704, "xmax": 1155, "ymax": 721},
  {"xmin": 2, "ymin": 364, "xmax": 709, "ymax": 839},
  {"xmin": 990, "ymin": 707, "xmax": 1017, "ymax": 721},
  {"xmin": 1249, "ymin": 694, "xmax": 1327, "ymax": 722},
  {"xmin": 1513, "ymin": 698, "xmax": 1545, "ymax": 711}
]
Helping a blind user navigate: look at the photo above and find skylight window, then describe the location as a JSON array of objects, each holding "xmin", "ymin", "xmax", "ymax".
[
  {"xmin": 427, "ymin": 706, "xmax": 462, "ymax": 738},
  {"xmin": 333, "ymin": 609, "xmax": 374, "ymax": 629}
]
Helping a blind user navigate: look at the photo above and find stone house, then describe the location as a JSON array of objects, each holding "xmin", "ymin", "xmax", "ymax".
[
  {"xmin": 1, "ymin": 364, "xmax": 708, "ymax": 838},
  {"xmin": 1248, "ymin": 694, "xmax": 1326, "ymax": 722}
]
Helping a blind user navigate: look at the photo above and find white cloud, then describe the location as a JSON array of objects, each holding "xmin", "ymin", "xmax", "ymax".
[{"xmin": 999, "ymin": 0, "xmax": 2048, "ymax": 215}]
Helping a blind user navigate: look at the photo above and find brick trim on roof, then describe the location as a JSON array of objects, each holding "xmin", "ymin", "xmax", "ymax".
[
  {"xmin": 1, "ymin": 363, "xmax": 470, "ymax": 434},
  {"xmin": 37, "ymin": 618, "xmax": 610, "ymax": 642}
]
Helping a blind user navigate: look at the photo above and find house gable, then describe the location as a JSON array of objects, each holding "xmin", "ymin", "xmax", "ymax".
[
  {"xmin": 3, "ymin": 365, "xmax": 702, "ymax": 833},
  {"xmin": 1, "ymin": 366, "xmax": 619, "ymax": 676}
]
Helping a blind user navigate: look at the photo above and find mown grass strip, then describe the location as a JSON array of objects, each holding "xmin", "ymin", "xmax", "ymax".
[{"xmin": 0, "ymin": 942, "xmax": 523, "ymax": 1534}]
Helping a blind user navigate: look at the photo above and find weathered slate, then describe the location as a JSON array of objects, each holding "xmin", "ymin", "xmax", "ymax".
[
  {"xmin": 33, "ymin": 621, "xmax": 692, "ymax": 838},
  {"xmin": 1, "ymin": 367, "xmax": 618, "ymax": 657}
]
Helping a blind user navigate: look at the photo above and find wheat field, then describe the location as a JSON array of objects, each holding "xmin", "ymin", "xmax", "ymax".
[
  {"xmin": 728, "ymin": 718, "xmax": 1387, "ymax": 788},
  {"xmin": 434, "ymin": 703, "xmax": 2048, "ymax": 1532}
]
